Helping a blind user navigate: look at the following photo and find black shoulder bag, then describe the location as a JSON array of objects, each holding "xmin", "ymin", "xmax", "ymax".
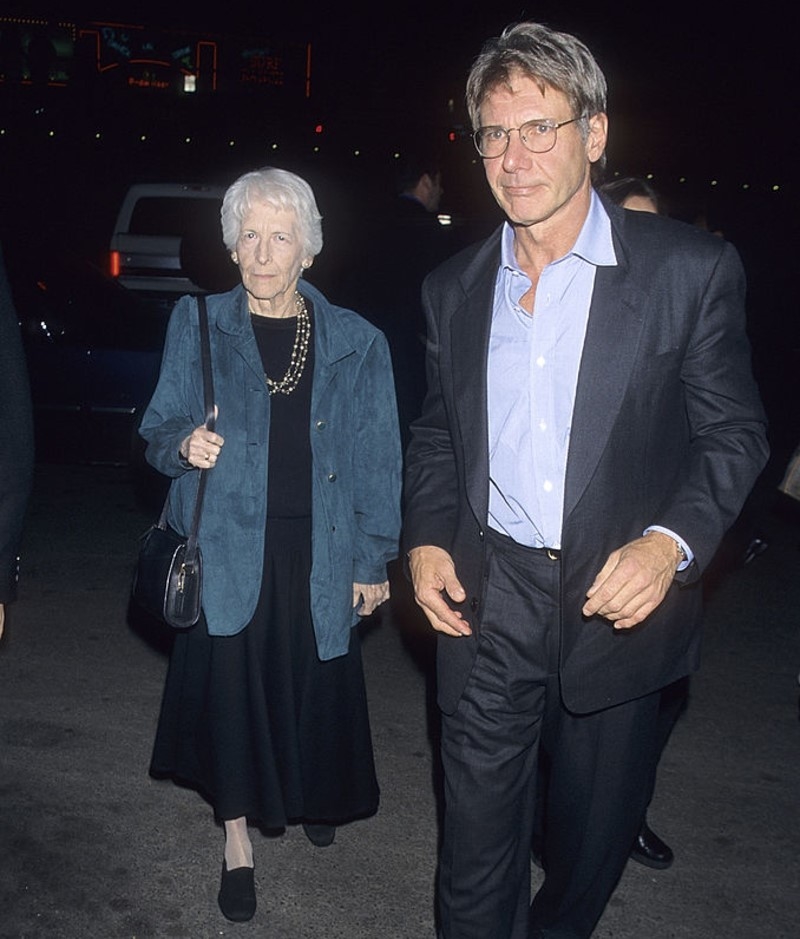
[{"xmin": 132, "ymin": 295, "xmax": 215, "ymax": 628}]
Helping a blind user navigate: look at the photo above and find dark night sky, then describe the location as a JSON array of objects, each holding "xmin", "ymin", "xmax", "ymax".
[
  {"xmin": 5, "ymin": 0, "xmax": 794, "ymax": 216},
  {"xmin": 60, "ymin": 1, "xmax": 791, "ymax": 182},
  {"xmin": 19, "ymin": 1, "xmax": 790, "ymax": 125}
]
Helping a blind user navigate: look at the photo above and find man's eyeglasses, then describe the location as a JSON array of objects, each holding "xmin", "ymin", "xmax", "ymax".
[{"xmin": 472, "ymin": 117, "xmax": 583, "ymax": 159}]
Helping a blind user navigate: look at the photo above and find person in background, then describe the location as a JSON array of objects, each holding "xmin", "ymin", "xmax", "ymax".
[
  {"xmin": 139, "ymin": 167, "xmax": 402, "ymax": 924},
  {"xmin": 346, "ymin": 150, "xmax": 456, "ymax": 448},
  {"xmin": 0, "ymin": 242, "xmax": 34, "ymax": 643},
  {"xmin": 599, "ymin": 174, "xmax": 662, "ymax": 215},
  {"xmin": 403, "ymin": 22, "xmax": 768, "ymax": 938}
]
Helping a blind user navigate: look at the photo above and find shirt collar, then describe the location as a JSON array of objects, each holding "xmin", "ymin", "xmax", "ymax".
[{"xmin": 499, "ymin": 188, "xmax": 617, "ymax": 273}]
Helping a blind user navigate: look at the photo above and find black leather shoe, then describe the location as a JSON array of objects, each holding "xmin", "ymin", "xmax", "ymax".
[
  {"xmin": 303, "ymin": 823, "xmax": 336, "ymax": 847},
  {"xmin": 630, "ymin": 821, "xmax": 674, "ymax": 870},
  {"xmin": 218, "ymin": 861, "xmax": 256, "ymax": 922}
]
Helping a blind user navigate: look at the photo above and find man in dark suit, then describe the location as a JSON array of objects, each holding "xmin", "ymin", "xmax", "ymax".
[
  {"xmin": 0, "ymin": 242, "xmax": 34, "ymax": 642},
  {"xmin": 403, "ymin": 23, "xmax": 768, "ymax": 939}
]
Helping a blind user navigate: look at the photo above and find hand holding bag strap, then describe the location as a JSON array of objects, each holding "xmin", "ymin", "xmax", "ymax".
[{"xmin": 184, "ymin": 295, "xmax": 215, "ymax": 560}]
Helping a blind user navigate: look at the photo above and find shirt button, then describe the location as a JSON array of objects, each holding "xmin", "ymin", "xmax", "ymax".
[
  {"xmin": 316, "ymin": 420, "xmax": 326, "ymax": 430},
  {"xmin": 328, "ymin": 473, "xmax": 337, "ymax": 482},
  {"xmin": 543, "ymin": 480, "xmax": 553, "ymax": 493}
]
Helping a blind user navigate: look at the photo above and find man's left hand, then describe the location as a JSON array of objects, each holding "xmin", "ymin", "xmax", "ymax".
[{"xmin": 582, "ymin": 532, "xmax": 682, "ymax": 629}]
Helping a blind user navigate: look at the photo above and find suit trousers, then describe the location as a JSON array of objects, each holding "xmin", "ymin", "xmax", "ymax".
[{"xmin": 438, "ymin": 530, "xmax": 662, "ymax": 939}]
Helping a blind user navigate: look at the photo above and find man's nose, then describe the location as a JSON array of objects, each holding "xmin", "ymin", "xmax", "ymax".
[{"xmin": 502, "ymin": 130, "xmax": 533, "ymax": 170}]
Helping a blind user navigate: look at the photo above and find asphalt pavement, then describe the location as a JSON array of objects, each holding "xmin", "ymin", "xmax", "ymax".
[{"xmin": 1, "ymin": 461, "xmax": 799, "ymax": 939}]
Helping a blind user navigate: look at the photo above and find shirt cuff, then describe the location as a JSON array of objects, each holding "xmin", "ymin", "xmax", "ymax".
[{"xmin": 643, "ymin": 525, "xmax": 693, "ymax": 571}]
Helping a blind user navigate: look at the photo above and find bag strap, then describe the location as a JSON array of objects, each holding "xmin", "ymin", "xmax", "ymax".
[
  {"xmin": 155, "ymin": 295, "xmax": 215, "ymax": 551},
  {"xmin": 184, "ymin": 295, "xmax": 214, "ymax": 558},
  {"xmin": 198, "ymin": 294, "xmax": 216, "ymax": 432}
]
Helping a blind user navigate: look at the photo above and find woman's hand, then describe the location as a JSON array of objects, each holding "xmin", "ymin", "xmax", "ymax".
[
  {"xmin": 352, "ymin": 581, "xmax": 390, "ymax": 616},
  {"xmin": 180, "ymin": 409, "xmax": 224, "ymax": 469}
]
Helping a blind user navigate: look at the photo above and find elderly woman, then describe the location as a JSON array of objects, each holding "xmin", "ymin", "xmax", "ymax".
[{"xmin": 139, "ymin": 167, "xmax": 402, "ymax": 923}]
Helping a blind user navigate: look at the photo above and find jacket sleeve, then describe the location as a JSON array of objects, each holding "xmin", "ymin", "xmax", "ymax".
[
  {"xmin": 651, "ymin": 238, "xmax": 769, "ymax": 576},
  {"xmin": 138, "ymin": 296, "xmax": 201, "ymax": 478},
  {"xmin": 351, "ymin": 330, "xmax": 403, "ymax": 583},
  {"xmin": 0, "ymin": 245, "xmax": 34, "ymax": 604}
]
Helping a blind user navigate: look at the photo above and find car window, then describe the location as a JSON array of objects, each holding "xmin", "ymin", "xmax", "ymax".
[{"xmin": 128, "ymin": 197, "xmax": 222, "ymax": 238}]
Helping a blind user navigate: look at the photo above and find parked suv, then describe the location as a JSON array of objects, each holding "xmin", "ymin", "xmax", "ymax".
[{"xmin": 109, "ymin": 183, "xmax": 235, "ymax": 294}]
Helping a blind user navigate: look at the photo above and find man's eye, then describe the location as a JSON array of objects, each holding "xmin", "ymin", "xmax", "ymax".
[
  {"xmin": 484, "ymin": 128, "xmax": 506, "ymax": 141},
  {"xmin": 529, "ymin": 122, "xmax": 553, "ymax": 136}
]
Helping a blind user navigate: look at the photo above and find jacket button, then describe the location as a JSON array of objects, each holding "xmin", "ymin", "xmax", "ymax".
[
  {"xmin": 328, "ymin": 473, "xmax": 337, "ymax": 482},
  {"xmin": 316, "ymin": 420, "xmax": 326, "ymax": 430},
  {"xmin": 470, "ymin": 597, "xmax": 479, "ymax": 611},
  {"xmin": 478, "ymin": 529, "xmax": 484, "ymax": 540}
]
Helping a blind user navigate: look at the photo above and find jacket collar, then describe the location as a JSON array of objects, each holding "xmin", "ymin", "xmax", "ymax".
[{"xmin": 212, "ymin": 281, "xmax": 355, "ymax": 368}]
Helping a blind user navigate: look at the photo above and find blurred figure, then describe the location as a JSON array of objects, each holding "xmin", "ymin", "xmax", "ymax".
[
  {"xmin": 0, "ymin": 242, "xmax": 34, "ymax": 642},
  {"xmin": 139, "ymin": 167, "xmax": 402, "ymax": 924},
  {"xmin": 600, "ymin": 175, "xmax": 662, "ymax": 215},
  {"xmin": 349, "ymin": 150, "xmax": 457, "ymax": 447},
  {"xmin": 396, "ymin": 153, "xmax": 445, "ymax": 217}
]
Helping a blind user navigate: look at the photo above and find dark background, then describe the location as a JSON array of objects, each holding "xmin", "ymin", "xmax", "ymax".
[{"xmin": 2, "ymin": 0, "xmax": 797, "ymax": 460}]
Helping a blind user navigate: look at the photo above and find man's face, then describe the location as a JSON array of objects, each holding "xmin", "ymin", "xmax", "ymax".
[{"xmin": 478, "ymin": 72, "xmax": 607, "ymax": 230}]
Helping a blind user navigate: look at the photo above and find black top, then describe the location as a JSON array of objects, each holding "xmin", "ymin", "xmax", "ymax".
[{"xmin": 250, "ymin": 305, "xmax": 314, "ymax": 518}]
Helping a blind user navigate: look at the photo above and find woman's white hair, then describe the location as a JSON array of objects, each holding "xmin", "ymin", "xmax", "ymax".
[{"xmin": 220, "ymin": 167, "xmax": 323, "ymax": 257}]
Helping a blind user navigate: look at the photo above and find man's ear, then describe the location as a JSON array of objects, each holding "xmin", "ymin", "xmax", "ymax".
[{"xmin": 586, "ymin": 112, "xmax": 608, "ymax": 165}]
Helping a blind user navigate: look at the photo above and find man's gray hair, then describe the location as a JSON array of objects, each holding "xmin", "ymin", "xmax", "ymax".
[
  {"xmin": 221, "ymin": 167, "xmax": 324, "ymax": 257},
  {"xmin": 466, "ymin": 22, "xmax": 608, "ymax": 135}
]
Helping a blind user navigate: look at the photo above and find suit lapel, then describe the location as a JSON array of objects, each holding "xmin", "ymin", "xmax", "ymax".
[
  {"xmin": 449, "ymin": 234, "xmax": 501, "ymax": 524},
  {"xmin": 563, "ymin": 250, "xmax": 647, "ymax": 520}
]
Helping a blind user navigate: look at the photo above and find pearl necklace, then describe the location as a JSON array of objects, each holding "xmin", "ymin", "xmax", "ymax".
[{"xmin": 250, "ymin": 291, "xmax": 311, "ymax": 396}]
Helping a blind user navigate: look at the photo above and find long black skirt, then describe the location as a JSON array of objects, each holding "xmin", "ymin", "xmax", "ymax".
[{"xmin": 149, "ymin": 516, "xmax": 379, "ymax": 827}]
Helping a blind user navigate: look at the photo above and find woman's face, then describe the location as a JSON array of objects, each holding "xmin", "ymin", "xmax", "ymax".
[{"xmin": 232, "ymin": 202, "xmax": 313, "ymax": 315}]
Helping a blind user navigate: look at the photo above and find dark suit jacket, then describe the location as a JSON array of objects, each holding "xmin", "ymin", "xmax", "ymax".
[
  {"xmin": 0, "ymin": 243, "xmax": 34, "ymax": 604},
  {"xmin": 403, "ymin": 201, "xmax": 769, "ymax": 715}
]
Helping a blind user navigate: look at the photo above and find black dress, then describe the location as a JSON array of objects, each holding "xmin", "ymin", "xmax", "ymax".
[{"xmin": 150, "ymin": 305, "xmax": 380, "ymax": 827}]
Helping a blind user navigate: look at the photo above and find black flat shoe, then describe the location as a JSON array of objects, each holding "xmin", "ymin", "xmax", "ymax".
[
  {"xmin": 630, "ymin": 821, "xmax": 674, "ymax": 870},
  {"xmin": 302, "ymin": 823, "xmax": 336, "ymax": 847},
  {"xmin": 218, "ymin": 861, "xmax": 256, "ymax": 922}
]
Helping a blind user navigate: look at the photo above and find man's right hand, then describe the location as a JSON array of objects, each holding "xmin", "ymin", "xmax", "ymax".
[{"xmin": 407, "ymin": 546, "xmax": 472, "ymax": 637}]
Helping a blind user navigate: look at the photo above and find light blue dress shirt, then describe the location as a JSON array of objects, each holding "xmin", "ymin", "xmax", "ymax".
[{"xmin": 486, "ymin": 192, "xmax": 692, "ymax": 566}]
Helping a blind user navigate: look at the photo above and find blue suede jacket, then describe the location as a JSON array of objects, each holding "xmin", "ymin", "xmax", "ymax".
[{"xmin": 139, "ymin": 280, "xmax": 402, "ymax": 658}]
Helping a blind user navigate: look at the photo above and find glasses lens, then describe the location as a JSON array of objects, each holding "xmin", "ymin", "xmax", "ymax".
[
  {"xmin": 475, "ymin": 127, "xmax": 507, "ymax": 157},
  {"xmin": 520, "ymin": 121, "xmax": 557, "ymax": 153}
]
